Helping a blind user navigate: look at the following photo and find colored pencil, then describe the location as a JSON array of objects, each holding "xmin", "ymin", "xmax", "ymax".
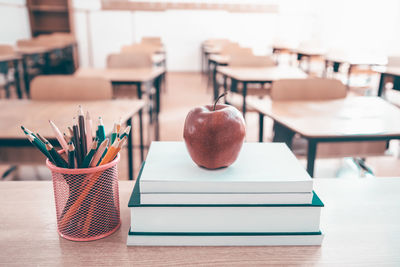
[
  {"xmin": 21, "ymin": 126, "xmax": 37, "ymax": 138},
  {"xmin": 46, "ymin": 142, "xmax": 68, "ymax": 168},
  {"xmin": 116, "ymin": 117, "xmax": 122, "ymax": 136},
  {"xmin": 78, "ymin": 106, "xmax": 87, "ymax": 158},
  {"xmin": 110, "ymin": 123, "xmax": 118, "ymax": 145},
  {"xmin": 118, "ymin": 126, "xmax": 131, "ymax": 140},
  {"xmin": 81, "ymin": 140, "xmax": 98, "ymax": 168},
  {"xmin": 63, "ymin": 132, "xmax": 71, "ymax": 144},
  {"xmin": 36, "ymin": 132, "xmax": 48, "ymax": 144},
  {"xmin": 49, "ymin": 120, "xmax": 69, "ymax": 153},
  {"xmin": 68, "ymin": 142, "xmax": 75, "ymax": 169},
  {"xmin": 25, "ymin": 133, "xmax": 53, "ymax": 162},
  {"xmin": 98, "ymin": 139, "xmax": 119, "ymax": 166},
  {"xmin": 72, "ymin": 117, "xmax": 82, "ymax": 167},
  {"xmin": 90, "ymin": 138, "xmax": 109, "ymax": 167},
  {"xmin": 96, "ymin": 117, "xmax": 106, "ymax": 146},
  {"xmin": 85, "ymin": 111, "xmax": 93, "ymax": 152}
]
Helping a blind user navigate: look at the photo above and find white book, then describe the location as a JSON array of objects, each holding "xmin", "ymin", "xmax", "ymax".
[
  {"xmin": 140, "ymin": 192, "xmax": 314, "ymax": 204},
  {"xmin": 127, "ymin": 231, "xmax": 324, "ymax": 246},
  {"xmin": 139, "ymin": 142, "xmax": 313, "ymax": 193},
  {"xmin": 129, "ymin": 179, "xmax": 323, "ymax": 233}
]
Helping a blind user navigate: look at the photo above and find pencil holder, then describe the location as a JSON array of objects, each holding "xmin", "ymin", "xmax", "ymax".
[{"xmin": 46, "ymin": 153, "xmax": 121, "ymax": 241}]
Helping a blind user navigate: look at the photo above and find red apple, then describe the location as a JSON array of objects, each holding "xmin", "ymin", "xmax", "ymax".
[{"xmin": 183, "ymin": 94, "xmax": 246, "ymax": 169}]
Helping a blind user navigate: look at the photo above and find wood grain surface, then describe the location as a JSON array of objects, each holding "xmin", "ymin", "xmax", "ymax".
[
  {"xmin": 0, "ymin": 99, "xmax": 145, "ymax": 139},
  {"xmin": 217, "ymin": 66, "xmax": 307, "ymax": 82},
  {"xmin": 0, "ymin": 179, "xmax": 400, "ymax": 266},
  {"xmin": 247, "ymin": 96, "xmax": 400, "ymax": 138},
  {"xmin": 75, "ymin": 67, "xmax": 165, "ymax": 82}
]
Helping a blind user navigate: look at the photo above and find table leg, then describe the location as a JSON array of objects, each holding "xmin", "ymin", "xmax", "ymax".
[
  {"xmin": 272, "ymin": 122, "xmax": 295, "ymax": 148},
  {"xmin": 347, "ymin": 64, "xmax": 353, "ymax": 89},
  {"xmin": 377, "ymin": 73, "xmax": 386, "ymax": 97},
  {"xmin": 306, "ymin": 140, "xmax": 317, "ymax": 177},
  {"xmin": 212, "ymin": 62, "xmax": 218, "ymax": 100},
  {"xmin": 155, "ymin": 75, "xmax": 161, "ymax": 141},
  {"xmin": 22, "ymin": 57, "xmax": 30, "ymax": 96},
  {"xmin": 258, "ymin": 113, "xmax": 264, "ymax": 142},
  {"xmin": 223, "ymin": 75, "xmax": 228, "ymax": 104},
  {"xmin": 242, "ymin": 82, "xmax": 247, "ymax": 118},
  {"xmin": 127, "ymin": 117, "xmax": 134, "ymax": 180},
  {"xmin": 139, "ymin": 108, "xmax": 144, "ymax": 163},
  {"xmin": 323, "ymin": 60, "xmax": 329, "ymax": 78},
  {"xmin": 13, "ymin": 59, "xmax": 22, "ymax": 99}
]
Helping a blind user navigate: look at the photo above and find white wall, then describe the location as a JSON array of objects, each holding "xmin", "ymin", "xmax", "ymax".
[
  {"xmin": 71, "ymin": 0, "xmax": 400, "ymax": 70},
  {"xmin": 0, "ymin": 0, "xmax": 30, "ymax": 44}
]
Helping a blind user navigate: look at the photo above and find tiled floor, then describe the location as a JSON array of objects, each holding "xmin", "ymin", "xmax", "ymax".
[{"xmin": 2, "ymin": 71, "xmax": 400, "ymax": 180}]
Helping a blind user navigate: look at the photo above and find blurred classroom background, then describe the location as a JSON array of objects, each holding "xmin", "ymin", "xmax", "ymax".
[{"xmin": 1, "ymin": 0, "xmax": 400, "ymax": 180}]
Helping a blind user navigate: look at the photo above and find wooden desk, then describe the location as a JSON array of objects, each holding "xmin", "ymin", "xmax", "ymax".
[
  {"xmin": 247, "ymin": 96, "xmax": 400, "ymax": 176},
  {"xmin": 0, "ymin": 99, "xmax": 145, "ymax": 180},
  {"xmin": 0, "ymin": 54, "xmax": 22, "ymax": 98},
  {"xmin": 377, "ymin": 67, "xmax": 400, "ymax": 97},
  {"xmin": 1, "ymin": 178, "xmax": 400, "ymax": 265},
  {"xmin": 293, "ymin": 49, "xmax": 326, "ymax": 74},
  {"xmin": 76, "ymin": 67, "xmax": 165, "ymax": 141},
  {"xmin": 218, "ymin": 66, "xmax": 307, "ymax": 116},
  {"xmin": 324, "ymin": 55, "xmax": 387, "ymax": 87},
  {"xmin": 16, "ymin": 42, "xmax": 78, "ymax": 94}
]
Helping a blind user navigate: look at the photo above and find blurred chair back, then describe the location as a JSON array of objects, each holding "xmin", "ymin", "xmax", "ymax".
[
  {"xmin": 387, "ymin": 56, "xmax": 400, "ymax": 67},
  {"xmin": 0, "ymin": 45, "xmax": 14, "ymax": 55},
  {"xmin": 30, "ymin": 75, "xmax": 113, "ymax": 100},
  {"xmin": 141, "ymin": 37, "xmax": 162, "ymax": 46},
  {"xmin": 107, "ymin": 52, "xmax": 153, "ymax": 68},
  {"xmin": 271, "ymin": 78, "xmax": 346, "ymax": 101},
  {"xmin": 229, "ymin": 54, "xmax": 275, "ymax": 68},
  {"xmin": 121, "ymin": 43, "xmax": 161, "ymax": 54}
]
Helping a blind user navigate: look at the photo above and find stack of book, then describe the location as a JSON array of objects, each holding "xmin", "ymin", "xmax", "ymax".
[{"xmin": 127, "ymin": 142, "xmax": 324, "ymax": 246}]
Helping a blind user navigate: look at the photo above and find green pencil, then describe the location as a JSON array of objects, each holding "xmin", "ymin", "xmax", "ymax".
[
  {"xmin": 119, "ymin": 126, "xmax": 131, "ymax": 140},
  {"xmin": 46, "ymin": 142, "xmax": 68, "ymax": 168},
  {"xmin": 25, "ymin": 133, "xmax": 54, "ymax": 163},
  {"xmin": 96, "ymin": 117, "xmax": 106, "ymax": 146},
  {"xmin": 110, "ymin": 123, "xmax": 118, "ymax": 145},
  {"xmin": 81, "ymin": 140, "xmax": 98, "ymax": 168}
]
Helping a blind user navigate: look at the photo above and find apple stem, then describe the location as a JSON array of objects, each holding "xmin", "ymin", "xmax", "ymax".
[{"xmin": 213, "ymin": 92, "xmax": 227, "ymax": 111}]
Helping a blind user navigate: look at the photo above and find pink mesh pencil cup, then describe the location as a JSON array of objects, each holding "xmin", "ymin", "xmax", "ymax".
[{"xmin": 46, "ymin": 153, "xmax": 121, "ymax": 241}]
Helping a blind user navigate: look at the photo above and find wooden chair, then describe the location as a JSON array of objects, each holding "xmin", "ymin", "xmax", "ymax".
[
  {"xmin": 225, "ymin": 55, "xmax": 277, "ymax": 107},
  {"xmin": 141, "ymin": 37, "xmax": 162, "ymax": 46},
  {"xmin": 229, "ymin": 54, "xmax": 275, "ymax": 68},
  {"xmin": 121, "ymin": 43, "xmax": 161, "ymax": 55},
  {"xmin": 270, "ymin": 78, "xmax": 387, "ymax": 166},
  {"xmin": 270, "ymin": 77, "xmax": 346, "ymax": 101},
  {"xmin": 30, "ymin": 75, "xmax": 113, "ymax": 100},
  {"xmin": 2, "ymin": 76, "xmax": 112, "ymax": 169},
  {"xmin": 107, "ymin": 52, "xmax": 153, "ymax": 69},
  {"xmin": 106, "ymin": 52, "xmax": 155, "ymax": 100},
  {"xmin": 0, "ymin": 45, "xmax": 14, "ymax": 55}
]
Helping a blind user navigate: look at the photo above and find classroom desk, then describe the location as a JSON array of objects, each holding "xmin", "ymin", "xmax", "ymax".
[
  {"xmin": 293, "ymin": 49, "xmax": 326, "ymax": 74},
  {"xmin": 1, "ymin": 178, "xmax": 400, "ymax": 265},
  {"xmin": 0, "ymin": 99, "xmax": 145, "ymax": 180},
  {"xmin": 16, "ymin": 42, "xmax": 77, "ymax": 94},
  {"xmin": 377, "ymin": 67, "xmax": 400, "ymax": 97},
  {"xmin": 218, "ymin": 66, "xmax": 307, "ymax": 116},
  {"xmin": 324, "ymin": 55, "xmax": 387, "ymax": 87},
  {"xmin": 247, "ymin": 96, "xmax": 400, "ymax": 177},
  {"xmin": 75, "ymin": 67, "xmax": 165, "ymax": 141},
  {"xmin": 0, "ymin": 54, "xmax": 22, "ymax": 98}
]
